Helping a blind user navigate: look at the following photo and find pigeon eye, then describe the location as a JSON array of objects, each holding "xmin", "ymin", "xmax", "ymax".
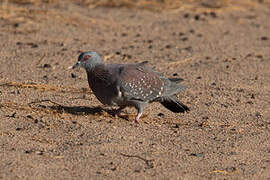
[{"xmin": 82, "ymin": 55, "xmax": 91, "ymax": 61}]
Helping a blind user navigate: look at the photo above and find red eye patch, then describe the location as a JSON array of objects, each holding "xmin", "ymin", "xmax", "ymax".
[{"xmin": 82, "ymin": 55, "xmax": 91, "ymax": 61}]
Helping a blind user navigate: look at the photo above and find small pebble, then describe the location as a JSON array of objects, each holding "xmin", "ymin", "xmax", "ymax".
[
  {"xmin": 246, "ymin": 53, "xmax": 252, "ymax": 58},
  {"xmin": 165, "ymin": 44, "xmax": 172, "ymax": 49},
  {"xmin": 43, "ymin": 64, "xmax": 51, "ymax": 68},
  {"xmin": 210, "ymin": 12, "xmax": 217, "ymax": 18},
  {"xmin": 255, "ymin": 112, "xmax": 262, "ymax": 117},
  {"xmin": 27, "ymin": 42, "xmax": 38, "ymax": 48},
  {"xmin": 13, "ymin": 23, "xmax": 19, "ymax": 28},
  {"xmin": 123, "ymin": 54, "xmax": 132, "ymax": 59},
  {"xmin": 184, "ymin": 46, "xmax": 192, "ymax": 52},
  {"xmin": 256, "ymin": 55, "xmax": 263, "ymax": 59},
  {"xmin": 71, "ymin": 73, "xmax": 76, "ymax": 78},
  {"xmin": 194, "ymin": 15, "xmax": 200, "ymax": 20},
  {"xmin": 26, "ymin": 115, "xmax": 33, "ymax": 119},
  {"xmin": 25, "ymin": 150, "xmax": 32, "ymax": 154},
  {"xmin": 111, "ymin": 167, "xmax": 117, "ymax": 171},
  {"xmin": 181, "ymin": 37, "xmax": 188, "ymax": 41},
  {"xmin": 190, "ymin": 153, "xmax": 204, "ymax": 158},
  {"xmin": 226, "ymin": 167, "xmax": 237, "ymax": 172},
  {"xmin": 183, "ymin": 13, "xmax": 189, "ymax": 18},
  {"xmin": 179, "ymin": 32, "xmax": 185, "ymax": 36},
  {"xmin": 36, "ymin": 151, "xmax": 44, "ymax": 155},
  {"xmin": 261, "ymin": 36, "xmax": 268, "ymax": 41},
  {"xmin": 246, "ymin": 101, "xmax": 253, "ymax": 104}
]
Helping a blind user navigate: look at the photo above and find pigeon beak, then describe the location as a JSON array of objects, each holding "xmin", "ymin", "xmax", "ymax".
[{"xmin": 72, "ymin": 61, "xmax": 81, "ymax": 69}]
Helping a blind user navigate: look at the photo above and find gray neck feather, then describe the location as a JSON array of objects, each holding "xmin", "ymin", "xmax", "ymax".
[{"xmin": 84, "ymin": 62, "xmax": 101, "ymax": 72}]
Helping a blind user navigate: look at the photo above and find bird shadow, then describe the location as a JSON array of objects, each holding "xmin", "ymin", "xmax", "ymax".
[
  {"xmin": 29, "ymin": 99, "xmax": 130, "ymax": 121},
  {"xmin": 49, "ymin": 105, "xmax": 105, "ymax": 116},
  {"xmin": 49, "ymin": 105, "xmax": 130, "ymax": 121}
]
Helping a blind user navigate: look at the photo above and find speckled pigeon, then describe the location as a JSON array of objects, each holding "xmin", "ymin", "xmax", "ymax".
[{"xmin": 72, "ymin": 51, "xmax": 190, "ymax": 122}]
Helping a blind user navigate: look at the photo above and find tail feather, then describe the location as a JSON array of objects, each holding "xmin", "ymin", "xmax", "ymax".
[{"xmin": 160, "ymin": 96, "xmax": 190, "ymax": 113}]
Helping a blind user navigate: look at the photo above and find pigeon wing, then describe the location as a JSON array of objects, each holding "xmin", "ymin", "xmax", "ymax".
[{"xmin": 117, "ymin": 63, "xmax": 165, "ymax": 101}]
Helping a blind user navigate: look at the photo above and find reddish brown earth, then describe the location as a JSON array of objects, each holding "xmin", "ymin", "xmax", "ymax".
[{"xmin": 0, "ymin": 1, "xmax": 270, "ymax": 179}]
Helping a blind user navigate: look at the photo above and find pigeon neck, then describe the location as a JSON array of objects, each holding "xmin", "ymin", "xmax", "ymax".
[{"xmin": 84, "ymin": 61, "xmax": 102, "ymax": 71}]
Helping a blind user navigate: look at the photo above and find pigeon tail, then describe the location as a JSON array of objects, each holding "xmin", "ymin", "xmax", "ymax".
[{"xmin": 159, "ymin": 96, "xmax": 190, "ymax": 113}]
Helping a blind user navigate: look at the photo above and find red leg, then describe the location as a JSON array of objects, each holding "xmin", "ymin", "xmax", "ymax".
[{"xmin": 134, "ymin": 112, "xmax": 143, "ymax": 123}]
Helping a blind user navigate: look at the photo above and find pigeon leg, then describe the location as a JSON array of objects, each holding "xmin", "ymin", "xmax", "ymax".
[
  {"xmin": 135, "ymin": 112, "xmax": 143, "ymax": 123},
  {"xmin": 134, "ymin": 103, "xmax": 146, "ymax": 123}
]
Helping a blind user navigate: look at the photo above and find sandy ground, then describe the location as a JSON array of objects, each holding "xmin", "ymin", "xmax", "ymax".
[{"xmin": 0, "ymin": 1, "xmax": 270, "ymax": 179}]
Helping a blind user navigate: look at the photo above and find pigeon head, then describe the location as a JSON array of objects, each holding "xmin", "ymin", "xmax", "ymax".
[{"xmin": 72, "ymin": 51, "xmax": 102, "ymax": 70}]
